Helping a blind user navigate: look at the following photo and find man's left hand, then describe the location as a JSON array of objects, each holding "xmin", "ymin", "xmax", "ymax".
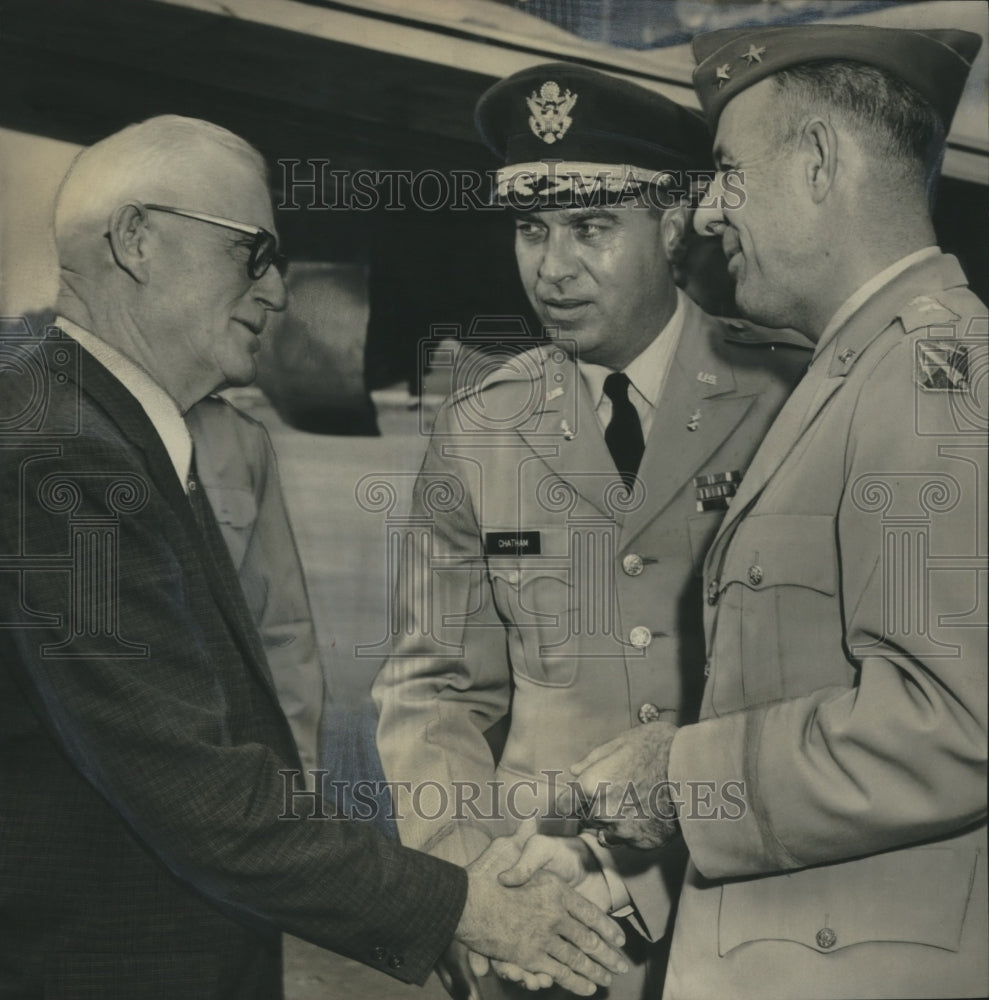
[{"xmin": 567, "ymin": 722, "xmax": 681, "ymax": 850}]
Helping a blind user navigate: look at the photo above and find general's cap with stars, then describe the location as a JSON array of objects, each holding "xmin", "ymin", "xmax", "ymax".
[
  {"xmin": 474, "ymin": 62, "xmax": 712, "ymax": 207},
  {"xmin": 691, "ymin": 24, "xmax": 982, "ymax": 130}
]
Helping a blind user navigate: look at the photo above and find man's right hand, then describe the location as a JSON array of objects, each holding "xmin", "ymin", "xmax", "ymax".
[{"xmin": 454, "ymin": 829, "xmax": 628, "ymax": 997}]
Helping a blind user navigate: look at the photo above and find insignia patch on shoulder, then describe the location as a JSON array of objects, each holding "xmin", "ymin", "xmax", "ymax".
[{"xmin": 916, "ymin": 340, "xmax": 970, "ymax": 391}]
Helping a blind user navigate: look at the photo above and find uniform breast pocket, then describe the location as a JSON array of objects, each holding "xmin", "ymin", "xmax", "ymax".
[
  {"xmin": 489, "ymin": 564, "xmax": 579, "ymax": 687},
  {"xmin": 713, "ymin": 513, "xmax": 840, "ymax": 709}
]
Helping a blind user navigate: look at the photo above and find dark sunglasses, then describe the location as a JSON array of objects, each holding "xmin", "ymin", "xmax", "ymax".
[{"xmin": 144, "ymin": 204, "xmax": 287, "ymax": 280}]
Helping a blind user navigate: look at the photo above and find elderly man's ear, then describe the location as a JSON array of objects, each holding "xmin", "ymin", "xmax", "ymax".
[
  {"xmin": 661, "ymin": 203, "xmax": 738, "ymax": 318},
  {"xmin": 106, "ymin": 203, "xmax": 153, "ymax": 283}
]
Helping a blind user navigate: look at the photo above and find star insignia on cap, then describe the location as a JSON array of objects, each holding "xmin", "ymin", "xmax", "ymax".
[
  {"xmin": 716, "ymin": 63, "xmax": 732, "ymax": 88},
  {"xmin": 741, "ymin": 44, "xmax": 766, "ymax": 66}
]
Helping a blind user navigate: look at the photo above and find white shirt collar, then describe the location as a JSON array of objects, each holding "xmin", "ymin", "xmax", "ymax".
[
  {"xmin": 578, "ymin": 290, "xmax": 686, "ymax": 439},
  {"xmin": 57, "ymin": 316, "xmax": 193, "ymax": 492},
  {"xmin": 814, "ymin": 246, "xmax": 941, "ymax": 358}
]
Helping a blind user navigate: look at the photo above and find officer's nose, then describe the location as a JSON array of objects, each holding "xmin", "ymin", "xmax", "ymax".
[
  {"xmin": 694, "ymin": 172, "xmax": 728, "ymax": 236},
  {"xmin": 538, "ymin": 229, "xmax": 578, "ymax": 284}
]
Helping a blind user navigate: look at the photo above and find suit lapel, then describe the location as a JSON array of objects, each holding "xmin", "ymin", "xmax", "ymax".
[
  {"xmin": 72, "ymin": 349, "xmax": 279, "ymax": 700},
  {"xmin": 621, "ymin": 302, "xmax": 758, "ymax": 550}
]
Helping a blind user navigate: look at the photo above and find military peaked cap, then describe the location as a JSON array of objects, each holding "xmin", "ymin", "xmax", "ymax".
[
  {"xmin": 692, "ymin": 24, "xmax": 982, "ymax": 130},
  {"xmin": 475, "ymin": 62, "xmax": 711, "ymax": 207}
]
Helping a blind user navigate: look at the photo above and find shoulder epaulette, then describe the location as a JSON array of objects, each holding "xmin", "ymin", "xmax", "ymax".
[
  {"xmin": 447, "ymin": 344, "xmax": 547, "ymax": 407},
  {"xmin": 721, "ymin": 319, "xmax": 814, "ymax": 350},
  {"xmin": 897, "ymin": 294, "xmax": 962, "ymax": 335}
]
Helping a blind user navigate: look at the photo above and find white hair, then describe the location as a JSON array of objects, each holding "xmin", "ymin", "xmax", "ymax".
[{"xmin": 54, "ymin": 115, "xmax": 267, "ymax": 249}]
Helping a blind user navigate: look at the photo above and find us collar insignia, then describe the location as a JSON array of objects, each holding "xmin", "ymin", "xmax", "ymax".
[{"xmin": 527, "ymin": 81, "xmax": 578, "ymax": 145}]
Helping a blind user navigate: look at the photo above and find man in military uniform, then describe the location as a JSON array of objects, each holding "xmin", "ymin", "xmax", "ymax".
[
  {"xmin": 186, "ymin": 395, "xmax": 324, "ymax": 784},
  {"xmin": 550, "ymin": 25, "xmax": 988, "ymax": 1000},
  {"xmin": 373, "ymin": 64, "xmax": 810, "ymax": 998}
]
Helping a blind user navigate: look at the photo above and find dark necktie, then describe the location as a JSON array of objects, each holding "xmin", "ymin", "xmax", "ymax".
[{"xmin": 603, "ymin": 371, "xmax": 645, "ymax": 493}]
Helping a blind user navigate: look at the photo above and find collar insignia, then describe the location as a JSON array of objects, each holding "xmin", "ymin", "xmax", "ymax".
[
  {"xmin": 527, "ymin": 82, "xmax": 578, "ymax": 145},
  {"xmin": 716, "ymin": 63, "xmax": 732, "ymax": 88}
]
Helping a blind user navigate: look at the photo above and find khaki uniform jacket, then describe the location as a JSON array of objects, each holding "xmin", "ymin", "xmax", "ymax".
[
  {"xmin": 374, "ymin": 297, "xmax": 809, "ymax": 945},
  {"xmin": 186, "ymin": 396, "xmax": 324, "ymax": 779},
  {"xmin": 666, "ymin": 254, "xmax": 988, "ymax": 999}
]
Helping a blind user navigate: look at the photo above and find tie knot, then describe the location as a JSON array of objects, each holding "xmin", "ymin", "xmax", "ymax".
[{"xmin": 603, "ymin": 371, "xmax": 632, "ymax": 404}]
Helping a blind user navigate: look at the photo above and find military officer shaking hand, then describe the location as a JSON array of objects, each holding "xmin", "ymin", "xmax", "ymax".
[
  {"xmin": 373, "ymin": 63, "xmax": 811, "ymax": 999},
  {"xmin": 540, "ymin": 23, "xmax": 988, "ymax": 1000}
]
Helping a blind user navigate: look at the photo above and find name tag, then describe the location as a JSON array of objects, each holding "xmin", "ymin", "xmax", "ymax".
[{"xmin": 485, "ymin": 531, "xmax": 542, "ymax": 555}]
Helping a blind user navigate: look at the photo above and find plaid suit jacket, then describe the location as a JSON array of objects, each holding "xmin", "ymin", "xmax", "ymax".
[{"xmin": 0, "ymin": 339, "xmax": 465, "ymax": 999}]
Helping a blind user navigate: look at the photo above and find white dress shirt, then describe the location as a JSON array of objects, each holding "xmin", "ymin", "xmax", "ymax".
[
  {"xmin": 58, "ymin": 317, "xmax": 193, "ymax": 493},
  {"xmin": 578, "ymin": 289, "xmax": 686, "ymax": 441}
]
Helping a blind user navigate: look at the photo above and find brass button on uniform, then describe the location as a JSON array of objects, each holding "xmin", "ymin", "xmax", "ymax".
[
  {"xmin": 706, "ymin": 579, "xmax": 720, "ymax": 605},
  {"xmin": 638, "ymin": 703, "xmax": 662, "ymax": 724},
  {"xmin": 815, "ymin": 927, "xmax": 837, "ymax": 950},
  {"xmin": 622, "ymin": 553, "xmax": 644, "ymax": 576},
  {"xmin": 629, "ymin": 626, "xmax": 653, "ymax": 649},
  {"xmin": 747, "ymin": 564, "xmax": 763, "ymax": 586}
]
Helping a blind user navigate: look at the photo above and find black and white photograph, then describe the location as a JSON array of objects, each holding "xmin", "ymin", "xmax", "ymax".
[{"xmin": 1, "ymin": 1, "xmax": 986, "ymax": 998}]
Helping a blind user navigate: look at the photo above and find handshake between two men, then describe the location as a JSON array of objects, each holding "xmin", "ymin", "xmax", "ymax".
[{"xmin": 448, "ymin": 722, "xmax": 678, "ymax": 997}]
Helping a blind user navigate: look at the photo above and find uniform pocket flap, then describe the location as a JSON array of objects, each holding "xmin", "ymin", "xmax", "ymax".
[
  {"xmin": 720, "ymin": 513, "xmax": 836, "ymax": 595},
  {"xmin": 719, "ymin": 848, "xmax": 977, "ymax": 956}
]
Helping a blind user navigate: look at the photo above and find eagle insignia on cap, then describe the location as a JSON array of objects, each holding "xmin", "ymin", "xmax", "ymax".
[{"xmin": 526, "ymin": 81, "xmax": 578, "ymax": 144}]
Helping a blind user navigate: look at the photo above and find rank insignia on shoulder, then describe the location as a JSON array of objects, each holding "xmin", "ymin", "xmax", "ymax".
[
  {"xmin": 900, "ymin": 295, "xmax": 961, "ymax": 332},
  {"xmin": 693, "ymin": 470, "xmax": 743, "ymax": 512},
  {"xmin": 916, "ymin": 340, "xmax": 970, "ymax": 391}
]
